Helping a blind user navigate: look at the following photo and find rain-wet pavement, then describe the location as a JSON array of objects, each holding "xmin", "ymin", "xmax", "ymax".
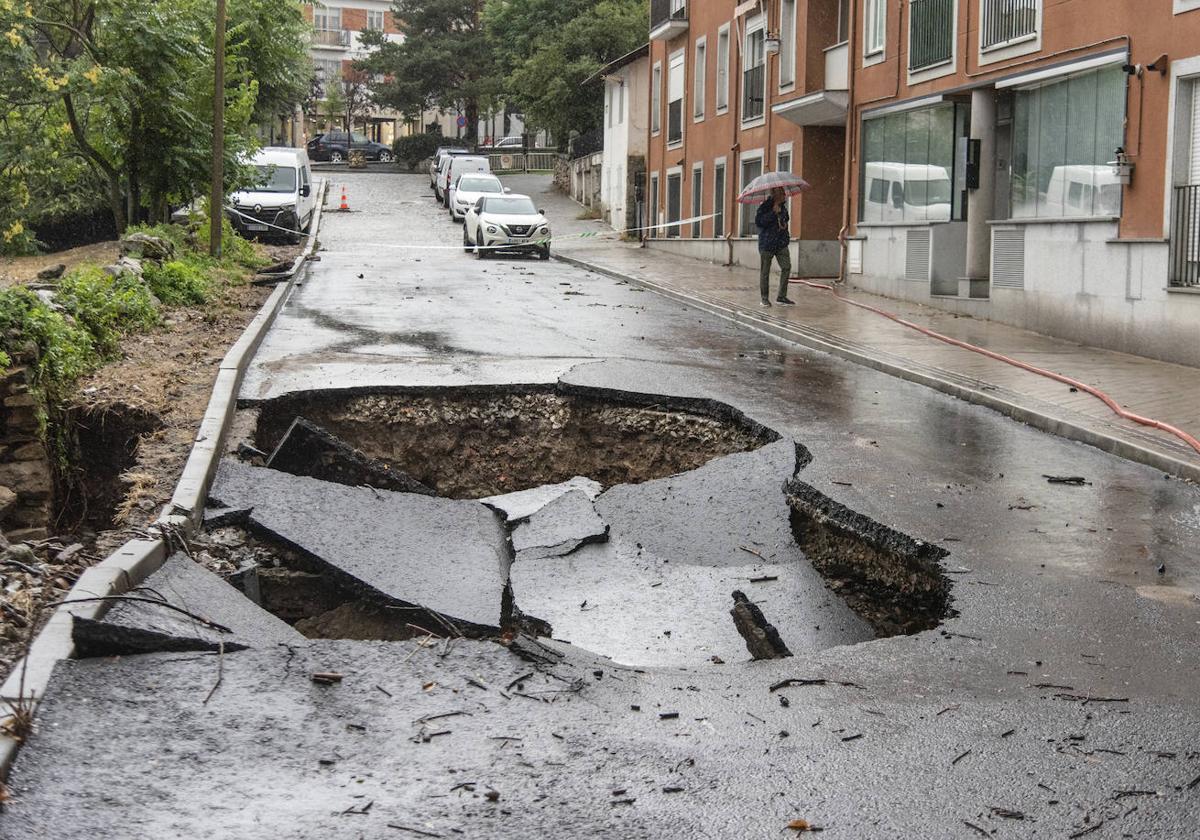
[{"xmin": 6, "ymin": 172, "xmax": 1200, "ymax": 838}]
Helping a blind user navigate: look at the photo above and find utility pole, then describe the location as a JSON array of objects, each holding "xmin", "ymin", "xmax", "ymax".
[{"xmin": 210, "ymin": 0, "xmax": 226, "ymax": 258}]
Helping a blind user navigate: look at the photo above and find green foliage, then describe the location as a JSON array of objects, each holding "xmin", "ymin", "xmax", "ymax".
[
  {"xmin": 486, "ymin": 0, "xmax": 647, "ymax": 142},
  {"xmin": 143, "ymin": 259, "xmax": 211, "ymax": 306},
  {"xmin": 0, "ymin": 287, "xmax": 98, "ymax": 403},
  {"xmin": 361, "ymin": 1, "xmax": 498, "ymax": 140},
  {"xmin": 393, "ymin": 133, "xmax": 444, "ymax": 169},
  {"xmin": 56, "ymin": 265, "xmax": 159, "ymax": 355},
  {"xmin": 0, "ymin": 0, "xmax": 312, "ymax": 238}
]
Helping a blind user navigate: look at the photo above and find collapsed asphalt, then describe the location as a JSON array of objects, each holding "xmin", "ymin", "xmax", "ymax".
[{"xmin": 4, "ymin": 172, "xmax": 1200, "ymax": 838}]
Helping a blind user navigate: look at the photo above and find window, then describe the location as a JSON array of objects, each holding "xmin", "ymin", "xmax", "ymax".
[
  {"xmin": 694, "ymin": 37, "xmax": 707, "ymax": 120},
  {"xmin": 837, "ymin": 0, "xmax": 850, "ymax": 43},
  {"xmin": 909, "ymin": 0, "xmax": 954, "ymax": 71},
  {"xmin": 666, "ymin": 172, "xmax": 682, "ymax": 237},
  {"xmin": 716, "ymin": 24, "xmax": 731, "ymax": 113},
  {"xmin": 667, "ymin": 50, "xmax": 685, "ymax": 145},
  {"xmin": 649, "ymin": 173, "xmax": 660, "ymax": 237},
  {"xmin": 739, "ymin": 155, "xmax": 764, "ymax": 235},
  {"xmin": 1010, "ymin": 65, "xmax": 1125, "ymax": 219},
  {"xmin": 691, "ymin": 164, "xmax": 704, "ymax": 237},
  {"xmin": 864, "ymin": 0, "xmax": 885, "ymax": 56},
  {"xmin": 651, "ymin": 61, "xmax": 662, "ymax": 135},
  {"xmin": 780, "ymin": 0, "xmax": 797, "ymax": 88},
  {"xmin": 742, "ymin": 22, "xmax": 766, "ymax": 123},
  {"xmin": 607, "ymin": 86, "xmax": 614, "ymax": 129},
  {"xmin": 366, "ymin": 10, "xmax": 385, "ymax": 30},
  {"xmin": 315, "ymin": 58, "xmax": 341, "ymax": 95},
  {"xmin": 713, "ymin": 161, "xmax": 727, "ymax": 237},
  {"xmin": 777, "ymin": 146, "xmax": 793, "ymax": 220},
  {"xmin": 981, "ymin": 0, "xmax": 1038, "ymax": 51},
  {"xmin": 859, "ymin": 103, "xmax": 965, "ymax": 223},
  {"xmin": 617, "ymin": 80, "xmax": 625, "ymax": 125}
]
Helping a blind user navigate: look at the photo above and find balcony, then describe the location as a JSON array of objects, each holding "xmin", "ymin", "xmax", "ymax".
[
  {"xmin": 650, "ymin": 0, "xmax": 688, "ymax": 41},
  {"xmin": 312, "ymin": 29, "xmax": 350, "ymax": 49},
  {"xmin": 772, "ymin": 39, "xmax": 849, "ymax": 127},
  {"xmin": 908, "ymin": 0, "xmax": 954, "ymax": 71}
]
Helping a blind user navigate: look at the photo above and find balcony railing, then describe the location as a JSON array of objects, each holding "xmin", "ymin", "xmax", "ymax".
[
  {"xmin": 650, "ymin": 0, "xmax": 687, "ymax": 40},
  {"xmin": 1170, "ymin": 185, "xmax": 1200, "ymax": 288},
  {"xmin": 981, "ymin": 0, "xmax": 1038, "ymax": 50},
  {"xmin": 742, "ymin": 64, "xmax": 765, "ymax": 121},
  {"xmin": 312, "ymin": 29, "xmax": 350, "ymax": 48},
  {"xmin": 908, "ymin": 0, "xmax": 953, "ymax": 71},
  {"xmin": 667, "ymin": 100, "xmax": 683, "ymax": 144}
]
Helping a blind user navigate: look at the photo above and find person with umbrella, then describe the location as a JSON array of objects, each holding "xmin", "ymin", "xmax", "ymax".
[{"xmin": 739, "ymin": 172, "xmax": 810, "ymax": 307}]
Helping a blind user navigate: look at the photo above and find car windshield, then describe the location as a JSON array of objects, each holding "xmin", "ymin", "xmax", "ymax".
[
  {"xmin": 458, "ymin": 177, "xmax": 502, "ymax": 193},
  {"xmin": 484, "ymin": 197, "xmax": 537, "ymax": 215},
  {"xmin": 251, "ymin": 165, "xmax": 296, "ymax": 193}
]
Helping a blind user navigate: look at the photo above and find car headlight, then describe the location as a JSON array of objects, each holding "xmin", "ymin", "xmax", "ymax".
[
  {"xmin": 486, "ymin": 225, "xmax": 498, "ymax": 234},
  {"xmin": 279, "ymin": 204, "xmax": 296, "ymax": 212}
]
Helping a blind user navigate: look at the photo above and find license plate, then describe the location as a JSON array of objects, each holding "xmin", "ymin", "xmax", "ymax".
[{"xmin": 246, "ymin": 223, "xmax": 268, "ymax": 231}]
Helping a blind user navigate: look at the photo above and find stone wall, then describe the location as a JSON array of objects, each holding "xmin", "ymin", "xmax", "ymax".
[{"xmin": 0, "ymin": 358, "xmax": 51, "ymax": 542}]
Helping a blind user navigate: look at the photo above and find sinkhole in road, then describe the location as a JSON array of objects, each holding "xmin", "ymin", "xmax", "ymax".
[{"xmin": 250, "ymin": 386, "xmax": 779, "ymax": 498}]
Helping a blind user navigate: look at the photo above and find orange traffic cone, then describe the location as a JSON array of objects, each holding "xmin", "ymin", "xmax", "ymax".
[{"xmin": 339, "ymin": 185, "xmax": 349, "ymax": 212}]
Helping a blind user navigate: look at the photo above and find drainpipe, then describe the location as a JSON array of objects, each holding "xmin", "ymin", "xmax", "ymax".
[
  {"xmin": 726, "ymin": 13, "xmax": 745, "ymax": 267},
  {"xmin": 837, "ymin": 0, "xmax": 860, "ymax": 285}
]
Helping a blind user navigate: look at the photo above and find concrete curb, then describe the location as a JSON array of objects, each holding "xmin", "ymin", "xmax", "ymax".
[
  {"xmin": 554, "ymin": 250, "xmax": 1200, "ymax": 485},
  {"xmin": 0, "ymin": 180, "xmax": 328, "ymax": 779}
]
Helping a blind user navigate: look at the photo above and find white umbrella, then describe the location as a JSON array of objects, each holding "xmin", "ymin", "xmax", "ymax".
[{"xmin": 737, "ymin": 171, "xmax": 812, "ymax": 204}]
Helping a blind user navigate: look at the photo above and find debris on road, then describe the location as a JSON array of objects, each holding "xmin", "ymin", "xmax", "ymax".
[
  {"xmin": 266, "ymin": 417, "xmax": 435, "ymax": 495},
  {"xmin": 1043, "ymin": 475, "xmax": 1091, "ymax": 486},
  {"xmin": 730, "ymin": 590, "xmax": 792, "ymax": 660}
]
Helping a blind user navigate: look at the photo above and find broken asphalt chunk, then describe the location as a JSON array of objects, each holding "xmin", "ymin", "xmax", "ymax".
[
  {"xmin": 511, "ymin": 488, "xmax": 609, "ymax": 560},
  {"xmin": 482, "ymin": 476, "xmax": 602, "ymax": 523},
  {"xmin": 210, "ymin": 460, "xmax": 514, "ymax": 634},
  {"xmin": 266, "ymin": 417, "xmax": 435, "ymax": 496},
  {"xmin": 730, "ymin": 590, "xmax": 792, "ymax": 660},
  {"xmin": 72, "ymin": 553, "xmax": 303, "ymax": 657}
]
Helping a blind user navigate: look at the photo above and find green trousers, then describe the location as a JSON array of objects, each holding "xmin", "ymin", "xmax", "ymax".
[{"xmin": 759, "ymin": 247, "xmax": 791, "ymax": 300}]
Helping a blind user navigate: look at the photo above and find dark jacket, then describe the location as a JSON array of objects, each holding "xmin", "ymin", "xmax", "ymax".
[{"xmin": 755, "ymin": 198, "xmax": 790, "ymax": 253}]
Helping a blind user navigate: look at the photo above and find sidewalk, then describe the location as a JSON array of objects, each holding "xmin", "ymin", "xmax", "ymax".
[{"xmin": 530, "ymin": 181, "xmax": 1200, "ymax": 482}]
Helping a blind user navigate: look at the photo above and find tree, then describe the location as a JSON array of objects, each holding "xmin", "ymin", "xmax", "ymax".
[
  {"xmin": 339, "ymin": 68, "xmax": 376, "ymax": 133},
  {"xmin": 359, "ymin": 0, "xmax": 497, "ymax": 143},
  {"xmin": 486, "ymin": 0, "xmax": 646, "ymax": 143},
  {"xmin": 0, "ymin": 0, "xmax": 310, "ymax": 245}
]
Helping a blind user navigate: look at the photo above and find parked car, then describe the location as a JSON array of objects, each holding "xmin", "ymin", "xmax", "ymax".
[
  {"xmin": 448, "ymin": 173, "xmax": 506, "ymax": 222},
  {"xmin": 440, "ymin": 155, "xmax": 491, "ymax": 206},
  {"xmin": 430, "ymin": 146, "xmax": 470, "ymax": 188},
  {"xmin": 490, "ymin": 136, "xmax": 524, "ymax": 149},
  {"xmin": 228, "ymin": 147, "xmax": 315, "ymax": 244},
  {"xmin": 307, "ymin": 130, "xmax": 394, "ymax": 163},
  {"xmin": 463, "ymin": 193, "xmax": 551, "ymax": 260}
]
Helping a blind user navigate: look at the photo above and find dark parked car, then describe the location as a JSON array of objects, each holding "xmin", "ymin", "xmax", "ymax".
[{"xmin": 307, "ymin": 130, "xmax": 394, "ymax": 163}]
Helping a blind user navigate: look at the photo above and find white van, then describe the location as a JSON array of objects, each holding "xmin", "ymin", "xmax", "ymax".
[
  {"xmin": 1040, "ymin": 165, "xmax": 1122, "ymax": 218},
  {"xmin": 229, "ymin": 147, "xmax": 316, "ymax": 243},
  {"xmin": 862, "ymin": 162, "xmax": 952, "ymax": 223},
  {"xmin": 440, "ymin": 156, "xmax": 491, "ymax": 207}
]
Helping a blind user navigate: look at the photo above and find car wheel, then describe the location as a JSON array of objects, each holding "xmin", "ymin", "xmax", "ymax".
[
  {"xmin": 330, "ymin": 150, "xmax": 344, "ymax": 163},
  {"xmin": 463, "ymin": 228, "xmax": 474, "ymax": 252},
  {"xmin": 538, "ymin": 246, "xmax": 550, "ymax": 261},
  {"xmin": 477, "ymin": 240, "xmax": 489, "ymax": 259},
  {"xmin": 378, "ymin": 150, "xmax": 393, "ymax": 163}
]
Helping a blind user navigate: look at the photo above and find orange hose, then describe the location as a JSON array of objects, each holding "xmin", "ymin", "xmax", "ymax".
[{"xmin": 794, "ymin": 279, "xmax": 1200, "ymax": 458}]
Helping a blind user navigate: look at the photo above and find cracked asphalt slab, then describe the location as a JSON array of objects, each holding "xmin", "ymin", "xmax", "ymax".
[{"xmin": 5, "ymin": 173, "xmax": 1200, "ymax": 838}]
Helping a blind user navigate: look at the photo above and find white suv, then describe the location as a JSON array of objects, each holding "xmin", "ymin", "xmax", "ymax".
[{"xmin": 463, "ymin": 194, "xmax": 550, "ymax": 260}]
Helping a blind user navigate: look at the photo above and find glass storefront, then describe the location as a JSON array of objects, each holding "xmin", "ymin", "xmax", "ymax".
[
  {"xmin": 860, "ymin": 102, "xmax": 966, "ymax": 224},
  {"xmin": 1010, "ymin": 64, "xmax": 1125, "ymax": 219}
]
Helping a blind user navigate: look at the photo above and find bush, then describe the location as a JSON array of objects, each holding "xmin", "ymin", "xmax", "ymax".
[
  {"xmin": 393, "ymin": 133, "xmax": 445, "ymax": 170},
  {"xmin": 143, "ymin": 258, "xmax": 211, "ymax": 306},
  {"xmin": 0, "ymin": 287, "xmax": 98, "ymax": 400},
  {"xmin": 56, "ymin": 266, "xmax": 160, "ymax": 355}
]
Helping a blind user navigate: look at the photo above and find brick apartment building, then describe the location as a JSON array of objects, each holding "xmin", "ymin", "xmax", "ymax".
[{"xmin": 645, "ymin": 1, "xmax": 1200, "ymax": 367}]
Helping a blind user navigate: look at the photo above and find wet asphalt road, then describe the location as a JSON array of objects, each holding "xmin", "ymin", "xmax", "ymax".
[{"xmin": 6, "ymin": 172, "xmax": 1200, "ymax": 838}]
